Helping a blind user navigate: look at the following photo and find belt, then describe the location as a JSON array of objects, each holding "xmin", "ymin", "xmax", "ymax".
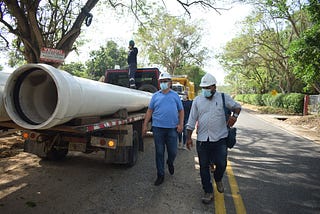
[{"xmin": 198, "ymin": 138, "xmax": 224, "ymax": 144}]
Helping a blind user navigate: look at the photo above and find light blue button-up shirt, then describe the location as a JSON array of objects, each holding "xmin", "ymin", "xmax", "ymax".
[{"xmin": 186, "ymin": 91, "xmax": 241, "ymax": 142}]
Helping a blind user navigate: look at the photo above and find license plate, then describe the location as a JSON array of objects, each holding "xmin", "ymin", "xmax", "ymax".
[{"xmin": 68, "ymin": 142, "xmax": 86, "ymax": 152}]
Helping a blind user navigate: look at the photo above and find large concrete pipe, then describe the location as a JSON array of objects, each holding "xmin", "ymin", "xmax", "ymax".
[
  {"xmin": 0, "ymin": 71, "xmax": 11, "ymax": 121},
  {"xmin": 4, "ymin": 63, "xmax": 152, "ymax": 129}
]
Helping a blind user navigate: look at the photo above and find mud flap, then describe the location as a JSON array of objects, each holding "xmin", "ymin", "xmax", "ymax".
[{"xmin": 24, "ymin": 140, "xmax": 47, "ymax": 158}]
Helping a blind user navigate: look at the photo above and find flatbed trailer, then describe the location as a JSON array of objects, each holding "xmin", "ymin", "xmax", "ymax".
[{"xmin": 0, "ymin": 112, "xmax": 146, "ymax": 166}]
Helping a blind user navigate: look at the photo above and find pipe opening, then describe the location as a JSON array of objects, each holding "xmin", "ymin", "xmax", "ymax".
[{"xmin": 13, "ymin": 69, "xmax": 58, "ymax": 125}]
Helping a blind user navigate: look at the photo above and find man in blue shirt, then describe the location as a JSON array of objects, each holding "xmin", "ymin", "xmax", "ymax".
[{"xmin": 142, "ymin": 72, "xmax": 184, "ymax": 186}]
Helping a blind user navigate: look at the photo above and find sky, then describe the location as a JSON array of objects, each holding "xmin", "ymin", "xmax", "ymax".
[{"xmin": 66, "ymin": 1, "xmax": 253, "ymax": 85}]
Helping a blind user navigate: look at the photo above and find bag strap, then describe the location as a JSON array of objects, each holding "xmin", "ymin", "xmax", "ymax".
[
  {"xmin": 221, "ymin": 93, "xmax": 228, "ymax": 122},
  {"xmin": 222, "ymin": 93, "xmax": 230, "ymax": 128}
]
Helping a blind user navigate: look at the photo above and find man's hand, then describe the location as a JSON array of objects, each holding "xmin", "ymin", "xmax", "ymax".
[
  {"xmin": 177, "ymin": 124, "xmax": 183, "ymax": 133},
  {"xmin": 227, "ymin": 116, "xmax": 237, "ymax": 127},
  {"xmin": 142, "ymin": 125, "xmax": 148, "ymax": 137},
  {"xmin": 186, "ymin": 138, "xmax": 193, "ymax": 150}
]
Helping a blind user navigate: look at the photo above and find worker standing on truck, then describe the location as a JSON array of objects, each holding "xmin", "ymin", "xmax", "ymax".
[
  {"xmin": 127, "ymin": 40, "xmax": 138, "ymax": 89},
  {"xmin": 142, "ymin": 72, "xmax": 184, "ymax": 186}
]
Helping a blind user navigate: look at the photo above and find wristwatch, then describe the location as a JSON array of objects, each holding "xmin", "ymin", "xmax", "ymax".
[{"xmin": 233, "ymin": 113, "xmax": 239, "ymax": 118}]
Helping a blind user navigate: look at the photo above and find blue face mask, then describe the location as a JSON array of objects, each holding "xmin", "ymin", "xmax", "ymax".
[
  {"xmin": 160, "ymin": 82, "xmax": 169, "ymax": 90},
  {"xmin": 202, "ymin": 89, "xmax": 212, "ymax": 97}
]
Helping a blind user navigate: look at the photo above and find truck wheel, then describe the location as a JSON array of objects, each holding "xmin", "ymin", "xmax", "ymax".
[
  {"xmin": 138, "ymin": 84, "xmax": 158, "ymax": 93},
  {"xmin": 127, "ymin": 130, "xmax": 139, "ymax": 167}
]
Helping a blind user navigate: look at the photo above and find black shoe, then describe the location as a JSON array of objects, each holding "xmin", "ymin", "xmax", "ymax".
[
  {"xmin": 201, "ymin": 193, "xmax": 213, "ymax": 204},
  {"xmin": 167, "ymin": 160, "xmax": 174, "ymax": 175},
  {"xmin": 216, "ymin": 181, "xmax": 224, "ymax": 193},
  {"xmin": 154, "ymin": 176, "xmax": 164, "ymax": 186}
]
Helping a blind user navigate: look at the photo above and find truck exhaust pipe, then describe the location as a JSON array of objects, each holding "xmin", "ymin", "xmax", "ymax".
[
  {"xmin": 4, "ymin": 63, "xmax": 152, "ymax": 129},
  {"xmin": 0, "ymin": 71, "xmax": 11, "ymax": 121}
]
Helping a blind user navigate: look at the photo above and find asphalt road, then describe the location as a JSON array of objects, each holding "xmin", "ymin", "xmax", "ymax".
[
  {"xmin": 0, "ymin": 109, "xmax": 319, "ymax": 214},
  {"xmin": 229, "ymin": 110, "xmax": 320, "ymax": 214}
]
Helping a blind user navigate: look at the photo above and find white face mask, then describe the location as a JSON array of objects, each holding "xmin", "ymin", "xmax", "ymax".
[
  {"xmin": 182, "ymin": 95, "xmax": 187, "ymax": 100},
  {"xmin": 160, "ymin": 82, "xmax": 169, "ymax": 90}
]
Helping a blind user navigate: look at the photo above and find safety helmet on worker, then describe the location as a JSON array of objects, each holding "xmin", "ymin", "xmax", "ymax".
[
  {"xmin": 199, "ymin": 73, "xmax": 217, "ymax": 87},
  {"xmin": 159, "ymin": 72, "xmax": 172, "ymax": 80},
  {"xmin": 129, "ymin": 40, "xmax": 135, "ymax": 46}
]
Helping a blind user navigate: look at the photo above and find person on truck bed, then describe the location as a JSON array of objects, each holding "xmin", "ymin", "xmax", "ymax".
[
  {"xmin": 142, "ymin": 72, "xmax": 184, "ymax": 186},
  {"xmin": 127, "ymin": 40, "xmax": 138, "ymax": 89}
]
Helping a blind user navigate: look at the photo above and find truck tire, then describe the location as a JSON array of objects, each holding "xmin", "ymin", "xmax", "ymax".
[
  {"xmin": 127, "ymin": 130, "xmax": 139, "ymax": 167},
  {"xmin": 138, "ymin": 84, "xmax": 158, "ymax": 93}
]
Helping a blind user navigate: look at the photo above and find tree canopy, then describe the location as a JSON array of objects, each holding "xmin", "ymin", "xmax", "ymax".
[
  {"xmin": 135, "ymin": 7, "xmax": 208, "ymax": 75},
  {"xmin": 287, "ymin": 0, "xmax": 320, "ymax": 93},
  {"xmin": 86, "ymin": 40, "xmax": 127, "ymax": 80},
  {"xmin": 219, "ymin": 0, "xmax": 320, "ymax": 94}
]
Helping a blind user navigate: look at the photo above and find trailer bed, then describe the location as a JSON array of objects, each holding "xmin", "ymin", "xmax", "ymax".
[{"xmin": 0, "ymin": 112, "xmax": 146, "ymax": 134}]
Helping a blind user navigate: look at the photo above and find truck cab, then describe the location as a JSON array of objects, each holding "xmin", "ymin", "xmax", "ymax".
[{"xmin": 104, "ymin": 68, "xmax": 160, "ymax": 93}]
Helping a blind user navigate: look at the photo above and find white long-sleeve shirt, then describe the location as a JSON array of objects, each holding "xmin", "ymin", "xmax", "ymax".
[{"xmin": 186, "ymin": 91, "xmax": 241, "ymax": 142}]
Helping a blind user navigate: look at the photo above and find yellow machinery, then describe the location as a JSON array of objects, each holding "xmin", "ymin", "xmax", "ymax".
[{"xmin": 171, "ymin": 75, "xmax": 195, "ymax": 100}]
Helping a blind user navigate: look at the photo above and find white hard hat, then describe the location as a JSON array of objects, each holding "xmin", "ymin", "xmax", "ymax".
[
  {"xmin": 199, "ymin": 73, "xmax": 217, "ymax": 87},
  {"xmin": 159, "ymin": 72, "xmax": 172, "ymax": 80}
]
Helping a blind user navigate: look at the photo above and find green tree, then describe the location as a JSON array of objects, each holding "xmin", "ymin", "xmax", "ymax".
[
  {"xmin": 219, "ymin": 33, "xmax": 276, "ymax": 94},
  {"xmin": 220, "ymin": 0, "xmax": 312, "ymax": 94},
  {"xmin": 60, "ymin": 62, "xmax": 89, "ymax": 78},
  {"xmin": 175, "ymin": 64, "xmax": 206, "ymax": 93},
  {"xmin": 135, "ymin": 8, "xmax": 208, "ymax": 75},
  {"xmin": 288, "ymin": 0, "xmax": 320, "ymax": 93},
  {"xmin": 86, "ymin": 40, "xmax": 127, "ymax": 80}
]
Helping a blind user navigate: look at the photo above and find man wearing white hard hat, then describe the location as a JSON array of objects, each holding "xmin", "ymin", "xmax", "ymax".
[
  {"xmin": 186, "ymin": 72, "xmax": 241, "ymax": 204},
  {"xmin": 142, "ymin": 72, "xmax": 184, "ymax": 186}
]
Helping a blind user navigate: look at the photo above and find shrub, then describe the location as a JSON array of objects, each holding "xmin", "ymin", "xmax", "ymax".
[{"xmin": 235, "ymin": 93, "xmax": 305, "ymax": 114}]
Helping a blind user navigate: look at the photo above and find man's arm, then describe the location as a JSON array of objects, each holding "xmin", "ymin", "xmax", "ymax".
[
  {"xmin": 177, "ymin": 109, "xmax": 184, "ymax": 133},
  {"xmin": 142, "ymin": 108, "xmax": 153, "ymax": 137}
]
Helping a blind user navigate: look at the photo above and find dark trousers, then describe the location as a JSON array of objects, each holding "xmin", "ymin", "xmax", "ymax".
[
  {"xmin": 152, "ymin": 127, "xmax": 178, "ymax": 177},
  {"xmin": 128, "ymin": 63, "xmax": 137, "ymax": 79},
  {"xmin": 178, "ymin": 124, "xmax": 187, "ymax": 145},
  {"xmin": 196, "ymin": 138, "xmax": 227, "ymax": 193}
]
